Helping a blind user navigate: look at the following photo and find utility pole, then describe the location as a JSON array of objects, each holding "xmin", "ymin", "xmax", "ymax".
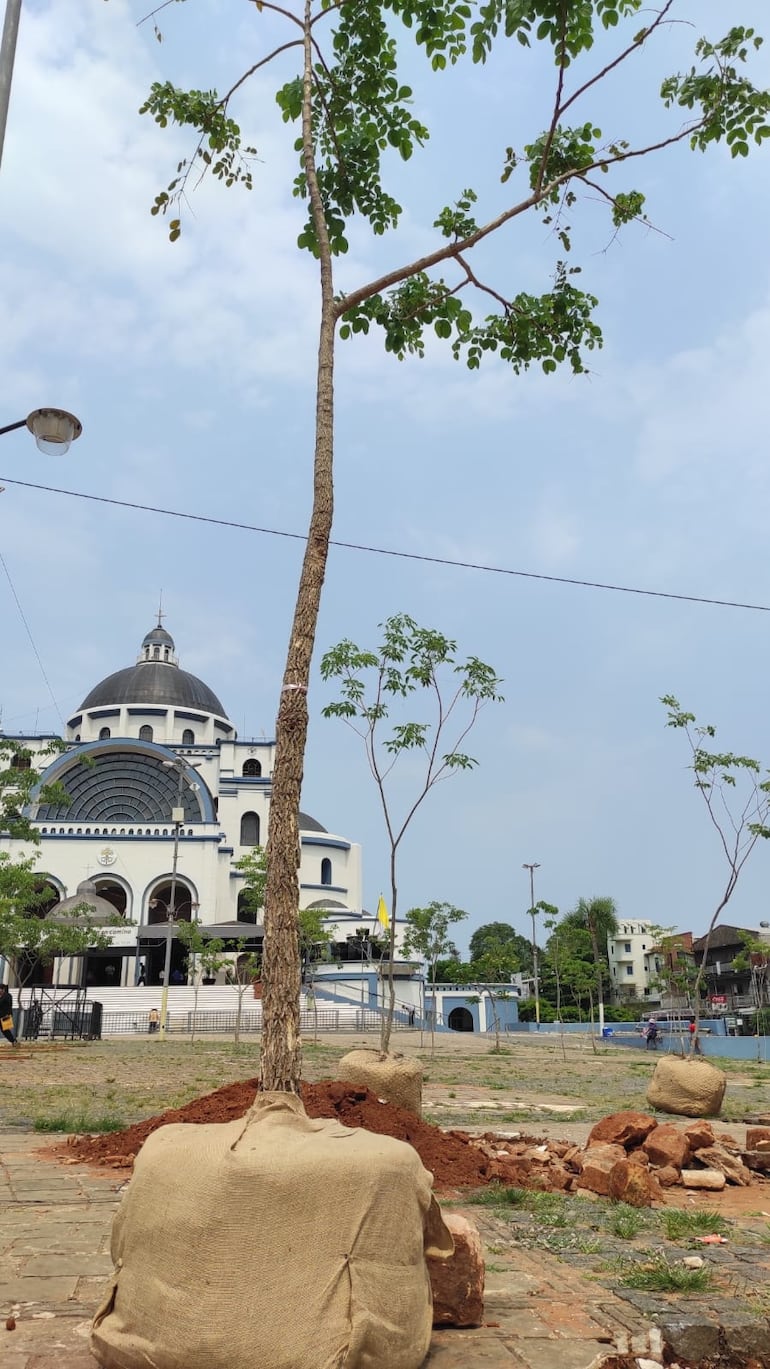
[
  {"xmin": 522, "ymin": 862, "xmax": 541, "ymax": 1027},
  {"xmin": 0, "ymin": 0, "xmax": 22, "ymax": 171}
]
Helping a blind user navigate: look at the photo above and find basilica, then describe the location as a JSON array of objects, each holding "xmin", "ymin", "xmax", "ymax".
[{"xmin": 1, "ymin": 621, "xmax": 366, "ymax": 987}]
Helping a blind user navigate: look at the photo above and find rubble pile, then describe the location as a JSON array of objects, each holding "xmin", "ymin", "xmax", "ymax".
[{"xmin": 467, "ymin": 1112, "xmax": 770, "ymax": 1206}]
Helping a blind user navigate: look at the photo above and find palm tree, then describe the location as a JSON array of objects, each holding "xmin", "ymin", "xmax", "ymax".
[{"xmin": 572, "ymin": 897, "xmax": 618, "ymax": 1035}]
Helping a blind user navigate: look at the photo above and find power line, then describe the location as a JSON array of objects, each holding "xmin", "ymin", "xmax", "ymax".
[
  {"xmin": 0, "ymin": 545, "xmax": 66, "ymax": 729},
  {"xmin": 1, "ymin": 473, "xmax": 768, "ymax": 614}
]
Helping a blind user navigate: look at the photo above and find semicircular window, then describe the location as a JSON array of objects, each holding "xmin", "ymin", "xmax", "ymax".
[{"xmin": 36, "ymin": 752, "xmax": 204, "ymax": 825}]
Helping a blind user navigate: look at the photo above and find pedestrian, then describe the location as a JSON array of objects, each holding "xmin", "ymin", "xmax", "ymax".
[
  {"xmin": 644, "ymin": 1017, "xmax": 659, "ymax": 1050},
  {"xmin": 148, "ymin": 1008, "xmax": 160, "ymax": 1034},
  {"xmin": 137, "ymin": 963, "xmax": 146, "ymax": 986},
  {"xmin": 0, "ymin": 984, "xmax": 19, "ymax": 1046},
  {"xmin": 688, "ymin": 1015, "xmax": 702, "ymax": 1055}
]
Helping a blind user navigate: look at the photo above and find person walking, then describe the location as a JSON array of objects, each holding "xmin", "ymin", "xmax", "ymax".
[
  {"xmin": 644, "ymin": 1017, "xmax": 659, "ymax": 1050},
  {"xmin": 0, "ymin": 984, "xmax": 19, "ymax": 1046}
]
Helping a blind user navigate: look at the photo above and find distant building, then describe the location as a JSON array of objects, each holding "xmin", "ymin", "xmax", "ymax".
[
  {"xmin": 607, "ymin": 919, "xmax": 660, "ymax": 1004},
  {"xmin": 690, "ymin": 924, "xmax": 770, "ymax": 1012},
  {"xmin": 0, "ymin": 620, "xmax": 371, "ymax": 988}
]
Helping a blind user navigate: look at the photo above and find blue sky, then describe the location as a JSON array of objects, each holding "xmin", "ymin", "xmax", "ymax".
[{"xmin": 2, "ymin": 0, "xmax": 770, "ymax": 952}]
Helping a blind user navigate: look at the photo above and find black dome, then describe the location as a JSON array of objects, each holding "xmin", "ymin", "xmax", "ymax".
[{"xmin": 80, "ymin": 662, "xmax": 227, "ymax": 716}]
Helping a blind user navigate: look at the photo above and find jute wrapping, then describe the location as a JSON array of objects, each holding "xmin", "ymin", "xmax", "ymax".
[
  {"xmin": 91, "ymin": 1092, "xmax": 452, "ymax": 1369},
  {"xmin": 337, "ymin": 1050, "xmax": 423, "ymax": 1117},
  {"xmin": 646, "ymin": 1056, "xmax": 727, "ymax": 1118}
]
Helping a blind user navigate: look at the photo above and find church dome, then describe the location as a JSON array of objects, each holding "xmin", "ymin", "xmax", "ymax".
[{"xmin": 78, "ymin": 622, "xmax": 229, "ymax": 719}]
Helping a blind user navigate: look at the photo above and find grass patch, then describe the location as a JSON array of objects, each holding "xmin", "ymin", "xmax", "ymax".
[
  {"xmin": 33, "ymin": 1112, "xmax": 126, "ymax": 1134},
  {"xmin": 607, "ymin": 1204, "xmax": 647, "ymax": 1240},
  {"xmin": 662, "ymin": 1208, "xmax": 730, "ymax": 1241},
  {"xmin": 465, "ymin": 1185, "xmax": 527, "ymax": 1207},
  {"xmin": 620, "ymin": 1252, "xmax": 712, "ymax": 1292}
]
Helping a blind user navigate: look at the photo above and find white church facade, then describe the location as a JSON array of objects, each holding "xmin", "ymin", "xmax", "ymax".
[{"xmin": 1, "ymin": 621, "xmax": 372, "ymax": 988}]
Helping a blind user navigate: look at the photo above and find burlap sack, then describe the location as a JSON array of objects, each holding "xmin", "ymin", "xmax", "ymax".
[
  {"xmin": 646, "ymin": 1056, "xmax": 726, "ymax": 1118},
  {"xmin": 91, "ymin": 1092, "xmax": 452, "ymax": 1369},
  {"xmin": 338, "ymin": 1049, "xmax": 423, "ymax": 1117}
]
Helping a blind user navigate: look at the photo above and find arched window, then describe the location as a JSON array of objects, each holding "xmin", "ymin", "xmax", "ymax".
[
  {"xmin": 237, "ymin": 889, "xmax": 258, "ymax": 923},
  {"xmin": 153, "ymin": 646, "xmax": 160, "ymax": 659},
  {"xmin": 99, "ymin": 727, "xmax": 111, "ymax": 740},
  {"xmin": 240, "ymin": 811, "xmax": 260, "ymax": 846},
  {"xmin": 139, "ymin": 725, "xmax": 153, "ymax": 742},
  {"xmin": 321, "ymin": 857, "xmax": 332, "ymax": 886},
  {"xmin": 182, "ymin": 729, "xmax": 195, "ymax": 745},
  {"xmin": 243, "ymin": 758, "xmax": 262, "ymax": 777}
]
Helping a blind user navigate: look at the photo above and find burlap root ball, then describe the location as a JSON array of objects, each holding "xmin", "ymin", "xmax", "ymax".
[
  {"xmin": 337, "ymin": 1048, "xmax": 423, "ymax": 1117},
  {"xmin": 646, "ymin": 1055, "xmax": 727, "ymax": 1118}
]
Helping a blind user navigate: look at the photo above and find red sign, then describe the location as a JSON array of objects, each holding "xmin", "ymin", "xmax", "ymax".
[{"xmin": 710, "ymin": 994, "xmax": 727, "ymax": 1007}]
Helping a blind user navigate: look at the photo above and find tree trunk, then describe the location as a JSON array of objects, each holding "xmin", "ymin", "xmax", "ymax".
[
  {"xmin": 259, "ymin": 0, "xmax": 336, "ymax": 1093},
  {"xmin": 379, "ymin": 853, "xmax": 398, "ymax": 1052}
]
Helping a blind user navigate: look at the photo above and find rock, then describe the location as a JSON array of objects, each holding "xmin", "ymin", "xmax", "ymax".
[
  {"xmin": 680, "ymin": 1168, "xmax": 726, "ymax": 1190},
  {"xmin": 427, "ymin": 1213, "xmax": 484, "ymax": 1328},
  {"xmin": 646, "ymin": 1056, "xmax": 726, "ymax": 1118},
  {"xmin": 655, "ymin": 1165, "xmax": 681, "ymax": 1188},
  {"xmin": 337, "ymin": 1049, "xmax": 423, "ymax": 1117},
  {"xmin": 682, "ymin": 1119, "xmax": 715, "ymax": 1151},
  {"xmin": 693, "ymin": 1145, "xmax": 752, "ymax": 1186},
  {"xmin": 681, "ymin": 1256, "xmax": 704, "ymax": 1269},
  {"xmin": 643, "ymin": 1123, "xmax": 690, "ymax": 1170},
  {"xmin": 587, "ymin": 1110, "xmax": 658, "ymax": 1148},
  {"xmin": 563, "ymin": 1145, "xmax": 584, "ymax": 1171},
  {"xmin": 577, "ymin": 1143, "xmax": 627, "ymax": 1197},
  {"xmin": 746, "ymin": 1125, "xmax": 770, "ymax": 1151},
  {"xmin": 743, "ymin": 1149, "xmax": 770, "ymax": 1173},
  {"xmin": 608, "ymin": 1159, "xmax": 664, "ymax": 1208},
  {"xmin": 658, "ymin": 1317, "xmax": 721, "ymax": 1363},
  {"xmin": 627, "ymin": 1147, "xmax": 650, "ymax": 1166}
]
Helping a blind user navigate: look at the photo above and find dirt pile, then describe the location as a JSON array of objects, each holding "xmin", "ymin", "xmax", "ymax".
[{"xmin": 54, "ymin": 1079, "xmax": 539, "ymax": 1191}]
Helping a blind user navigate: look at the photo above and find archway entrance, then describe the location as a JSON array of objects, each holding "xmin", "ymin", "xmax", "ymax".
[
  {"xmin": 448, "ymin": 1006, "xmax": 474, "ymax": 1032},
  {"xmin": 17, "ymin": 882, "xmax": 60, "ymax": 986},
  {"xmin": 144, "ymin": 882, "xmax": 196, "ymax": 985}
]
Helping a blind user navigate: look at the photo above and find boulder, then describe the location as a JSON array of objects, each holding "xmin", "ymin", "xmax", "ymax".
[
  {"xmin": 577, "ymin": 1143, "xmax": 626, "ymax": 1197},
  {"xmin": 655, "ymin": 1165, "xmax": 681, "ymax": 1188},
  {"xmin": 627, "ymin": 1147, "xmax": 649, "ymax": 1166},
  {"xmin": 746, "ymin": 1126, "xmax": 770, "ymax": 1151},
  {"xmin": 680, "ymin": 1168, "xmax": 726, "ymax": 1190},
  {"xmin": 643, "ymin": 1123, "xmax": 690, "ymax": 1170},
  {"xmin": 646, "ymin": 1056, "xmax": 726, "ymax": 1118},
  {"xmin": 427, "ymin": 1214, "xmax": 484, "ymax": 1328},
  {"xmin": 682, "ymin": 1120, "xmax": 716, "ymax": 1151},
  {"xmin": 608, "ymin": 1160, "xmax": 664, "ymax": 1208},
  {"xmin": 587, "ymin": 1111, "xmax": 658, "ymax": 1148},
  {"xmin": 337, "ymin": 1049, "xmax": 423, "ymax": 1117},
  {"xmin": 693, "ymin": 1145, "xmax": 752, "ymax": 1186},
  {"xmin": 743, "ymin": 1150, "xmax": 770, "ymax": 1173}
]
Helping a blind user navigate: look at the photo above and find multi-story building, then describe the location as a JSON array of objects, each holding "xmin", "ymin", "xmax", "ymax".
[{"xmin": 607, "ymin": 918, "xmax": 660, "ymax": 1004}]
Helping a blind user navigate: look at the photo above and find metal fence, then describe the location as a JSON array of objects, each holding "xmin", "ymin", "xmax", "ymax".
[{"xmin": 100, "ymin": 1006, "xmax": 400, "ymax": 1036}]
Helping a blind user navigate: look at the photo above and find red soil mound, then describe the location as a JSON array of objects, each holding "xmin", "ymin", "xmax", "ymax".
[{"xmin": 55, "ymin": 1078, "xmax": 533, "ymax": 1191}]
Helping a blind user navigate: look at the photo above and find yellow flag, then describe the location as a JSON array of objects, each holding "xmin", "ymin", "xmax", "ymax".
[{"xmin": 377, "ymin": 895, "xmax": 390, "ymax": 930}]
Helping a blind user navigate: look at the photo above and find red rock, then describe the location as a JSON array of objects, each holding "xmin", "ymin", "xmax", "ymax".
[
  {"xmin": 563, "ymin": 1145, "xmax": 584, "ymax": 1171},
  {"xmin": 578, "ymin": 1143, "xmax": 627, "ymax": 1197},
  {"xmin": 643, "ymin": 1123, "xmax": 690, "ymax": 1170},
  {"xmin": 587, "ymin": 1111, "xmax": 658, "ymax": 1148},
  {"xmin": 655, "ymin": 1165, "xmax": 681, "ymax": 1187},
  {"xmin": 683, "ymin": 1120, "xmax": 715, "ymax": 1151},
  {"xmin": 627, "ymin": 1147, "xmax": 649, "ymax": 1166},
  {"xmin": 746, "ymin": 1126, "xmax": 770, "ymax": 1151},
  {"xmin": 608, "ymin": 1160, "xmax": 664, "ymax": 1208},
  {"xmin": 694, "ymin": 1145, "xmax": 752, "ymax": 1186},
  {"xmin": 427, "ymin": 1213, "xmax": 484, "ymax": 1328}
]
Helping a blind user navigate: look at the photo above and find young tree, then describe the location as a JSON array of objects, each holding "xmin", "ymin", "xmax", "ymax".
[
  {"xmin": 662, "ymin": 696, "xmax": 770, "ymax": 1041},
  {"xmin": 733, "ymin": 931, "xmax": 770, "ymax": 1012},
  {"xmin": 139, "ymin": 3, "xmax": 770, "ymax": 1090},
  {"xmin": 572, "ymin": 896, "xmax": 618, "ymax": 1032},
  {"xmin": 176, "ymin": 919, "xmax": 228, "ymax": 1042},
  {"xmin": 229, "ymin": 951, "xmax": 263, "ymax": 1045},
  {"xmin": 471, "ymin": 934, "xmax": 520, "ymax": 1050},
  {"xmin": 298, "ymin": 905, "xmax": 332, "ymax": 1041},
  {"xmin": 0, "ymin": 855, "xmax": 115, "ymax": 987},
  {"xmin": 402, "ymin": 901, "xmax": 467, "ymax": 1054},
  {"xmin": 321, "ymin": 614, "xmax": 502, "ymax": 1051}
]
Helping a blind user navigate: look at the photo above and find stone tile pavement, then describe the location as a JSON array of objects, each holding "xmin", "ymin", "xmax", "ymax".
[{"xmin": 0, "ymin": 1130, "xmax": 663, "ymax": 1368}]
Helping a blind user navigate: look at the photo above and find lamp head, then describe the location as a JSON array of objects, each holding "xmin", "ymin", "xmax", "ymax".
[{"xmin": 26, "ymin": 408, "xmax": 82, "ymax": 455}]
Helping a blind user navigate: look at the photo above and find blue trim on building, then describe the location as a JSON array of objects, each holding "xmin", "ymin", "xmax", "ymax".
[
  {"xmin": 301, "ymin": 836, "xmax": 351, "ymax": 850},
  {"xmin": 126, "ymin": 707, "xmax": 168, "ymax": 717},
  {"xmin": 87, "ymin": 708, "xmax": 121, "ymax": 719}
]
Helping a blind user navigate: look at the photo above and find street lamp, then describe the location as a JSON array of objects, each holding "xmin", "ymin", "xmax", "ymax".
[
  {"xmin": 522, "ymin": 862, "xmax": 541, "ymax": 1027},
  {"xmin": 0, "ymin": 409, "xmax": 83, "ymax": 454},
  {"xmin": 156, "ymin": 759, "xmax": 201, "ymax": 1038}
]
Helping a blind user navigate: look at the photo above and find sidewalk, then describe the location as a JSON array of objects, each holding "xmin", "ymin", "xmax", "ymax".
[{"xmin": 0, "ymin": 1130, "xmax": 660, "ymax": 1369}]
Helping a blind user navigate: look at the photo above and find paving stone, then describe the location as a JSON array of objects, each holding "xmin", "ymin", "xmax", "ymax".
[
  {"xmin": 0, "ymin": 1277, "xmax": 79, "ymax": 1304},
  {"xmin": 505, "ymin": 1337, "xmax": 612, "ymax": 1369},
  {"xmin": 720, "ymin": 1313, "xmax": 770, "ymax": 1359},
  {"xmin": 21, "ymin": 1255, "xmax": 113, "ymax": 1278},
  {"xmin": 657, "ymin": 1315, "xmax": 721, "ymax": 1362}
]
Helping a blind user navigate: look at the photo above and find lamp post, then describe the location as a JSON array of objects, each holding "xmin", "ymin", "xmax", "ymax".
[
  {"xmin": 0, "ymin": 0, "xmax": 21, "ymax": 171},
  {"xmin": 0, "ymin": 409, "xmax": 83, "ymax": 453},
  {"xmin": 522, "ymin": 862, "xmax": 541, "ymax": 1027},
  {"xmin": 157, "ymin": 759, "xmax": 201, "ymax": 1038}
]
